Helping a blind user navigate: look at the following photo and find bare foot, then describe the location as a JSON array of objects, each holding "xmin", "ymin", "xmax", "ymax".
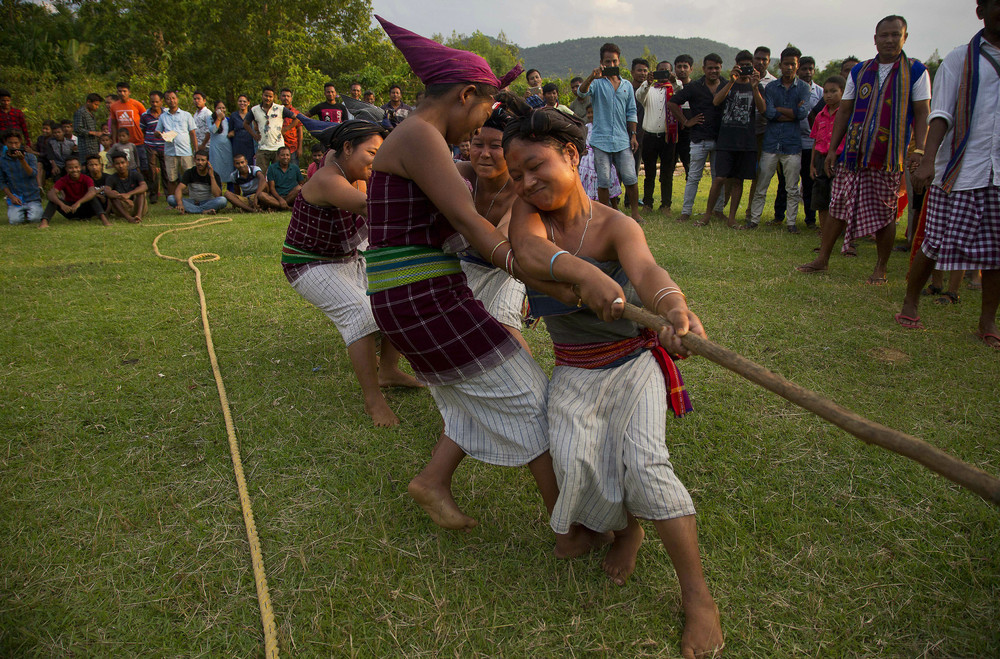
[
  {"xmin": 602, "ymin": 521, "xmax": 644, "ymax": 585},
  {"xmin": 554, "ymin": 525, "xmax": 614, "ymax": 558},
  {"xmin": 378, "ymin": 367, "xmax": 424, "ymax": 388},
  {"xmin": 795, "ymin": 261, "xmax": 828, "ymax": 273},
  {"xmin": 364, "ymin": 397, "xmax": 399, "ymax": 427},
  {"xmin": 100, "ymin": 216, "xmax": 112, "ymax": 226},
  {"xmin": 39, "ymin": 219, "xmax": 49, "ymax": 229},
  {"xmin": 694, "ymin": 214, "xmax": 711, "ymax": 227},
  {"xmin": 680, "ymin": 593, "xmax": 724, "ymax": 659},
  {"xmin": 407, "ymin": 477, "xmax": 478, "ymax": 530}
]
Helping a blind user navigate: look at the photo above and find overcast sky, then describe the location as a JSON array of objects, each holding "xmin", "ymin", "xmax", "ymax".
[{"xmin": 372, "ymin": 0, "xmax": 980, "ymax": 67}]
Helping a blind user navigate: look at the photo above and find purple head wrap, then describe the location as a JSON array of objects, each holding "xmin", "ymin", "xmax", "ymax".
[{"xmin": 376, "ymin": 15, "xmax": 523, "ymax": 90}]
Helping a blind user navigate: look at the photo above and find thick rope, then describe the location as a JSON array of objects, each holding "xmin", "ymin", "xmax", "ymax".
[{"xmin": 150, "ymin": 216, "xmax": 280, "ymax": 657}]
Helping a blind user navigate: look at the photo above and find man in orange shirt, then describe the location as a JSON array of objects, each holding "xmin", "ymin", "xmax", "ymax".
[
  {"xmin": 279, "ymin": 88, "xmax": 303, "ymax": 167},
  {"xmin": 110, "ymin": 82, "xmax": 149, "ymax": 180}
]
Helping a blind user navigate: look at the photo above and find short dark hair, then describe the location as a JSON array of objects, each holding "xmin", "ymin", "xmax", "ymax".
[
  {"xmin": 735, "ymin": 50, "xmax": 753, "ymax": 63},
  {"xmin": 60, "ymin": 119, "xmax": 72, "ymax": 126},
  {"xmin": 350, "ymin": 81, "xmax": 362, "ymax": 87},
  {"xmin": 149, "ymin": 90, "xmax": 163, "ymax": 99},
  {"xmin": 86, "ymin": 93, "xmax": 103, "ymax": 104},
  {"xmin": 110, "ymin": 152, "xmax": 128, "ymax": 162},
  {"xmin": 780, "ymin": 47, "xmax": 802, "ymax": 61},
  {"xmin": 118, "ymin": 128, "xmax": 129, "ymax": 135},
  {"xmin": 825, "ymin": 75, "xmax": 847, "ymax": 91},
  {"xmin": 1, "ymin": 129, "xmax": 23, "ymax": 142},
  {"xmin": 525, "ymin": 69, "xmax": 540, "ymax": 80},
  {"xmin": 843, "ymin": 56, "xmax": 860, "ymax": 65},
  {"xmin": 389, "ymin": 84, "xmax": 402, "ymax": 93},
  {"xmin": 631, "ymin": 58, "xmax": 649, "ymax": 70},
  {"xmin": 570, "ymin": 76, "xmax": 583, "ymax": 84},
  {"xmin": 876, "ymin": 14, "xmax": 907, "ymax": 32},
  {"xmin": 86, "ymin": 154, "xmax": 101, "ymax": 163},
  {"xmin": 280, "ymin": 87, "xmax": 292, "ymax": 95},
  {"xmin": 754, "ymin": 46, "xmax": 771, "ymax": 57},
  {"xmin": 674, "ymin": 54, "xmax": 694, "ymax": 66},
  {"xmin": 116, "ymin": 81, "xmax": 129, "ymax": 90},
  {"xmin": 277, "ymin": 146, "xmax": 290, "ymax": 155},
  {"xmin": 43, "ymin": 119, "xmax": 56, "ymax": 128},
  {"xmin": 262, "ymin": 86, "xmax": 275, "ymax": 94},
  {"xmin": 311, "ymin": 143, "xmax": 325, "ymax": 153},
  {"xmin": 164, "ymin": 89, "xmax": 179, "ymax": 97},
  {"xmin": 599, "ymin": 42, "xmax": 620, "ymax": 60},
  {"xmin": 0, "ymin": 88, "xmax": 11, "ymax": 99},
  {"xmin": 324, "ymin": 82, "xmax": 336, "ymax": 89},
  {"xmin": 64, "ymin": 155, "xmax": 80, "ymax": 165},
  {"xmin": 194, "ymin": 148, "xmax": 209, "ymax": 158},
  {"xmin": 233, "ymin": 153, "xmax": 247, "ymax": 162},
  {"xmin": 800, "ymin": 56, "xmax": 816, "ymax": 67},
  {"xmin": 703, "ymin": 53, "xmax": 723, "ymax": 66},
  {"xmin": 542, "ymin": 82, "xmax": 559, "ymax": 94},
  {"xmin": 193, "ymin": 90, "xmax": 205, "ymax": 99}
]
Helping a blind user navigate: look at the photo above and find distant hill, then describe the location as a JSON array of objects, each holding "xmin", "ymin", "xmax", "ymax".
[{"xmin": 520, "ymin": 35, "xmax": 740, "ymax": 77}]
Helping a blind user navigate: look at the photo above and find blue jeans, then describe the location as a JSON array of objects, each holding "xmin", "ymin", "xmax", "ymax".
[
  {"xmin": 681, "ymin": 139, "xmax": 725, "ymax": 216},
  {"xmin": 167, "ymin": 195, "xmax": 228, "ymax": 213},
  {"xmin": 593, "ymin": 146, "xmax": 638, "ymax": 188},
  {"xmin": 7, "ymin": 200, "xmax": 44, "ymax": 224}
]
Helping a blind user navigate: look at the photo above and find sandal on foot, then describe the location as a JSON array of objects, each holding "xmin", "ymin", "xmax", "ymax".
[
  {"xmin": 933, "ymin": 291, "xmax": 960, "ymax": 305},
  {"xmin": 843, "ymin": 246, "xmax": 857, "ymax": 257},
  {"xmin": 865, "ymin": 275, "xmax": 888, "ymax": 285},
  {"xmin": 967, "ymin": 282, "xmax": 983, "ymax": 291},
  {"xmin": 922, "ymin": 284, "xmax": 943, "ymax": 296},
  {"xmin": 976, "ymin": 330, "xmax": 1000, "ymax": 348},
  {"xmin": 894, "ymin": 313, "xmax": 924, "ymax": 329}
]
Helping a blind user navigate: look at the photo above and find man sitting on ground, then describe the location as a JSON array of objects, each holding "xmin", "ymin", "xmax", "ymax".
[
  {"xmin": 40, "ymin": 155, "xmax": 110, "ymax": 228},
  {"xmin": 225, "ymin": 153, "xmax": 273, "ymax": 212},
  {"xmin": 84, "ymin": 155, "xmax": 109, "ymax": 213},
  {"xmin": 167, "ymin": 149, "xmax": 227, "ymax": 214},
  {"xmin": 104, "ymin": 152, "xmax": 147, "ymax": 223},
  {"xmin": 261, "ymin": 146, "xmax": 304, "ymax": 210}
]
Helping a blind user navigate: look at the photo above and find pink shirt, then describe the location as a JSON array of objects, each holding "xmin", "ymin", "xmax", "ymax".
[
  {"xmin": 810, "ymin": 105, "xmax": 845, "ymax": 156},
  {"xmin": 306, "ymin": 161, "xmax": 323, "ymax": 179}
]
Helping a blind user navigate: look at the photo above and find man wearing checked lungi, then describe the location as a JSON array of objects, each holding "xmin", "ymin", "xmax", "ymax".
[
  {"xmin": 895, "ymin": 0, "xmax": 1000, "ymax": 346},
  {"xmin": 797, "ymin": 15, "xmax": 931, "ymax": 284}
]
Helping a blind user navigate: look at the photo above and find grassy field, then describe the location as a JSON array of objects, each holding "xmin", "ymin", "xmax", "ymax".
[{"xmin": 1, "ymin": 176, "xmax": 998, "ymax": 658}]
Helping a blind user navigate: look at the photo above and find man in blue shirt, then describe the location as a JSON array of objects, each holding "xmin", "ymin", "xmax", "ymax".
[
  {"xmin": 1, "ymin": 130, "xmax": 43, "ymax": 224},
  {"xmin": 578, "ymin": 42, "xmax": 641, "ymax": 222},
  {"xmin": 747, "ymin": 47, "xmax": 811, "ymax": 231}
]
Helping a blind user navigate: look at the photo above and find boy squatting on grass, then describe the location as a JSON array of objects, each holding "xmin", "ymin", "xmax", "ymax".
[{"xmin": 505, "ymin": 107, "xmax": 723, "ymax": 659}]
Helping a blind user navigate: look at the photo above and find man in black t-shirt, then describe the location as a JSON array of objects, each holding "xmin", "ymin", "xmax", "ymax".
[
  {"xmin": 104, "ymin": 151, "xmax": 148, "ymax": 223},
  {"xmin": 308, "ymin": 82, "xmax": 347, "ymax": 123},
  {"xmin": 705, "ymin": 51, "xmax": 766, "ymax": 227},
  {"xmin": 667, "ymin": 53, "xmax": 726, "ymax": 222},
  {"xmin": 168, "ymin": 149, "xmax": 226, "ymax": 214}
]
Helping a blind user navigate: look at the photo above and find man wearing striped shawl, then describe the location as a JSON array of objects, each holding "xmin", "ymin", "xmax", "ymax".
[
  {"xmin": 797, "ymin": 15, "xmax": 930, "ymax": 284},
  {"xmin": 895, "ymin": 0, "xmax": 1000, "ymax": 347}
]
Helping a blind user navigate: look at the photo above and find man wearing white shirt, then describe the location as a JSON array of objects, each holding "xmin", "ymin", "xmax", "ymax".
[
  {"xmin": 896, "ymin": 0, "xmax": 1000, "ymax": 343},
  {"xmin": 153, "ymin": 90, "xmax": 197, "ymax": 196},
  {"xmin": 748, "ymin": 46, "xmax": 779, "ymax": 215},
  {"xmin": 245, "ymin": 86, "xmax": 285, "ymax": 171},
  {"xmin": 635, "ymin": 61, "xmax": 680, "ymax": 210}
]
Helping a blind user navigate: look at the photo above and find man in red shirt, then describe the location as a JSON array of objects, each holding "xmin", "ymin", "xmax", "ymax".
[
  {"xmin": 110, "ymin": 82, "xmax": 149, "ymax": 178},
  {"xmin": 40, "ymin": 156, "xmax": 110, "ymax": 228},
  {"xmin": 279, "ymin": 88, "xmax": 303, "ymax": 167},
  {"xmin": 0, "ymin": 89, "xmax": 31, "ymax": 149}
]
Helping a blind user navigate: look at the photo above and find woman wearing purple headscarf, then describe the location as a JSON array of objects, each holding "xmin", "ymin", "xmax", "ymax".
[{"xmin": 365, "ymin": 17, "xmax": 623, "ymax": 540}]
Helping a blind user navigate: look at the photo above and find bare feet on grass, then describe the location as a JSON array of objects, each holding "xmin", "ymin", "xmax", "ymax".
[
  {"xmin": 602, "ymin": 520, "xmax": 644, "ymax": 585},
  {"xmin": 378, "ymin": 367, "xmax": 424, "ymax": 388},
  {"xmin": 554, "ymin": 525, "xmax": 614, "ymax": 558},
  {"xmin": 407, "ymin": 477, "xmax": 478, "ymax": 530},
  {"xmin": 681, "ymin": 592, "xmax": 724, "ymax": 659},
  {"xmin": 364, "ymin": 396, "xmax": 399, "ymax": 427}
]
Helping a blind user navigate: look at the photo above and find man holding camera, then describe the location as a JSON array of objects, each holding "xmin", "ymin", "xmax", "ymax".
[
  {"xmin": 578, "ymin": 42, "xmax": 641, "ymax": 222},
  {"xmin": 1, "ymin": 130, "xmax": 43, "ymax": 224},
  {"xmin": 635, "ymin": 61, "xmax": 680, "ymax": 211}
]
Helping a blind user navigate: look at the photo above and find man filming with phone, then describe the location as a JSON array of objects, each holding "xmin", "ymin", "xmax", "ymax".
[{"xmin": 578, "ymin": 42, "xmax": 642, "ymax": 222}]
